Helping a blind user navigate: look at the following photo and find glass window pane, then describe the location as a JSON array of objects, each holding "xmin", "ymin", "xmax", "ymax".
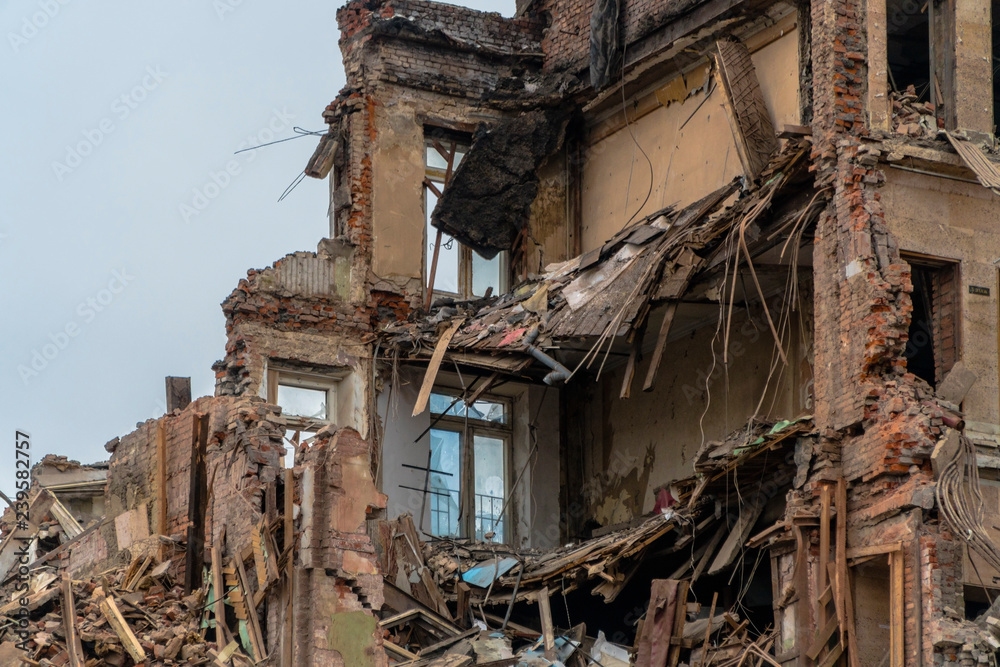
[
  {"xmin": 473, "ymin": 435, "xmax": 506, "ymax": 542},
  {"xmin": 426, "ymin": 145, "xmax": 448, "ymax": 170},
  {"xmin": 426, "ymin": 188, "xmax": 459, "ymax": 294},
  {"xmin": 471, "ymin": 250, "xmax": 503, "ymax": 298},
  {"xmin": 283, "ymin": 429, "xmax": 316, "ymax": 468},
  {"xmin": 467, "ymin": 399, "xmax": 506, "ymax": 424},
  {"xmin": 429, "ymin": 429, "xmax": 462, "ymax": 538},
  {"xmin": 430, "ymin": 392, "xmax": 465, "ymax": 417},
  {"xmin": 277, "ymin": 385, "xmax": 328, "ymax": 420}
]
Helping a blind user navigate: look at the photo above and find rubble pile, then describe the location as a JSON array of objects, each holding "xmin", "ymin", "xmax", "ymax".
[
  {"xmin": 0, "ymin": 555, "xmax": 251, "ymax": 667},
  {"xmin": 891, "ymin": 85, "xmax": 943, "ymax": 139}
]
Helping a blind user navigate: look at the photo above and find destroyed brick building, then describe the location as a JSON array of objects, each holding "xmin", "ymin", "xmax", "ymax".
[{"xmin": 7, "ymin": 0, "xmax": 1000, "ymax": 664}]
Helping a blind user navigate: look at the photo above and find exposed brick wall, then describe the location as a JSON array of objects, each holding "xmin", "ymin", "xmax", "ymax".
[
  {"xmin": 293, "ymin": 427, "xmax": 387, "ymax": 666},
  {"xmin": 104, "ymin": 396, "xmax": 285, "ymax": 581}
]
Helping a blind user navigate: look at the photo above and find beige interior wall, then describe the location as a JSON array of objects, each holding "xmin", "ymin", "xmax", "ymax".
[
  {"xmin": 579, "ymin": 29, "xmax": 801, "ymax": 253},
  {"xmin": 371, "ymin": 99, "xmax": 426, "ymax": 283},
  {"xmin": 570, "ymin": 302, "xmax": 811, "ymax": 526},
  {"xmin": 881, "ymin": 169, "xmax": 1000, "ymax": 444}
]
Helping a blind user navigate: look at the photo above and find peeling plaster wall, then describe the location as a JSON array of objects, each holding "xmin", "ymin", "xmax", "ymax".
[
  {"xmin": 568, "ymin": 302, "xmax": 812, "ymax": 527},
  {"xmin": 579, "ymin": 30, "xmax": 801, "ymax": 254},
  {"xmin": 880, "ymin": 169, "xmax": 1000, "ymax": 444},
  {"xmin": 377, "ymin": 368, "xmax": 561, "ymax": 548}
]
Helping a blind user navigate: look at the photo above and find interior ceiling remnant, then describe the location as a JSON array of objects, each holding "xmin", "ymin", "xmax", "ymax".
[
  {"xmin": 589, "ymin": 0, "xmax": 623, "ymax": 90},
  {"xmin": 385, "ymin": 137, "xmax": 822, "ymax": 386},
  {"xmin": 431, "ymin": 109, "xmax": 570, "ymax": 259}
]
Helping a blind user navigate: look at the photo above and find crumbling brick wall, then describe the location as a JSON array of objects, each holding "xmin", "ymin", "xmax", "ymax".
[
  {"xmin": 292, "ymin": 426, "xmax": 388, "ymax": 666},
  {"xmin": 101, "ymin": 395, "xmax": 285, "ymax": 580},
  {"xmin": 806, "ymin": 0, "xmax": 985, "ymax": 661}
]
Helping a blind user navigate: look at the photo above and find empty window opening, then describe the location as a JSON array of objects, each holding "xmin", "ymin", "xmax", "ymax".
[
  {"xmin": 886, "ymin": 0, "xmax": 931, "ymax": 101},
  {"xmin": 903, "ymin": 257, "xmax": 959, "ymax": 389},
  {"xmin": 427, "ymin": 391, "xmax": 510, "ymax": 542},
  {"xmin": 267, "ymin": 367, "xmax": 343, "ymax": 468},
  {"xmin": 424, "ymin": 131, "xmax": 506, "ymax": 301}
]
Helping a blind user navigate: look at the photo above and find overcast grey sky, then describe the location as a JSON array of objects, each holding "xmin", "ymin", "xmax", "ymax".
[{"xmin": 0, "ymin": 0, "xmax": 515, "ymax": 500}]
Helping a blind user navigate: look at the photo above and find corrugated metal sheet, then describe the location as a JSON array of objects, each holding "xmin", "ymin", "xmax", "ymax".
[{"xmin": 273, "ymin": 254, "xmax": 337, "ymax": 297}]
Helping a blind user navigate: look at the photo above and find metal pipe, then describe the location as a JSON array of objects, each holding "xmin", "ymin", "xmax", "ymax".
[{"xmin": 524, "ymin": 325, "xmax": 571, "ymax": 385}]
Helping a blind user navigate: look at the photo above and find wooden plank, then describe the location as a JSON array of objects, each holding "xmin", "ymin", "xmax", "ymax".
[
  {"xmin": 835, "ymin": 478, "xmax": 850, "ymax": 653},
  {"xmin": 667, "ymin": 580, "xmax": 689, "ymax": 667},
  {"xmin": 642, "ymin": 302, "xmax": 678, "ymax": 392},
  {"xmin": 185, "ymin": 413, "xmax": 209, "ymax": 594},
  {"xmin": 806, "ymin": 613, "xmax": 838, "ymax": 660},
  {"xmin": 412, "ymin": 319, "xmax": 465, "ymax": 416},
  {"xmin": 46, "ymin": 490, "xmax": 83, "ymax": 539},
  {"xmin": 845, "ymin": 541, "xmax": 902, "ymax": 560},
  {"xmin": 536, "ymin": 587, "xmax": 556, "ymax": 661},
  {"xmin": 696, "ymin": 591, "xmax": 718, "ymax": 667},
  {"xmin": 817, "ymin": 642, "xmax": 843, "ymax": 667},
  {"xmin": 61, "ymin": 573, "xmax": 84, "ymax": 667},
  {"xmin": 235, "ymin": 555, "xmax": 266, "ymax": 661},
  {"xmin": 818, "ymin": 484, "xmax": 831, "ymax": 603},
  {"xmin": 707, "ymin": 496, "xmax": 765, "ymax": 575},
  {"xmin": 213, "ymin": 527, "xmax": 228, "ymax": 650},
  {"xmin": 384, "ymin": 640, "xmax": 420, "ymax": 661},
  {"xmin": 100, "ymin": 596, "xmax": 147, "ymax": 663},
  {"xmin": 691, "ymin": 521, "xmax": 728, "ymax": 583},
  {"xmin": 156, "ymin": 421, "xmax": 167, "ymax": 538},
  {"xmin": 283, "ymin": 468, "xmax": 294, "ymax": 667},
  {"xmin": 890, "ymin": 550, "xmax": 904, "ymax": 667},
  {"xmin": 635, "ymin": 579, "xmax": 678, "ymax": 667}
]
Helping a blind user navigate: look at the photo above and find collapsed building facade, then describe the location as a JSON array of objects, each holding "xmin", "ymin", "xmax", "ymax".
[{"xmin": 7, "ymin": 0, "xmax": 1000, "ymax": 664}]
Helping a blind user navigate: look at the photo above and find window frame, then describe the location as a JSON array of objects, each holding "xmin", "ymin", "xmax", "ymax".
[
  {"xmin": 427, "ymin": 390, "xmax": 512, "ymax": 542},
  {"xmin": 423, "ymin": 135, "xmax": 508, "ymax": 302},
  {"xmin": 266, "ymin": 366, "xmax": 344, "ymax": 464}
]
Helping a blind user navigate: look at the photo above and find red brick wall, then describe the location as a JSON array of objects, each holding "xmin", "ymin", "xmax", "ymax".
[{"xmin": 104, "ymin": 396, "xmax": 285, "ymax": 578}]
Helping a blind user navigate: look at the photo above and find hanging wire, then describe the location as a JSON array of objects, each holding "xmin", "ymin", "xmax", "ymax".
[{"xmin": 233, "ymin": 127, "xmax": 328, "ymax": 155}]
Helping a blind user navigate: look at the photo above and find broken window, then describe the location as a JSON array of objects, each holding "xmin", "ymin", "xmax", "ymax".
[
  {"xmin": 903, "ymin": 255, "xmax": 960, "ymax": 388},
  {"xmin": 424, "ymin": 135, "xmax": 507, "ymax": 301},
  {"xmin": 427, "ymin": 391, "xmax": 510, "ymax": 542},
  {"xmin": 886, "ymin": 0, "xmax": 932, "ymax": 101},
  {"xmin": 267, "ymin": 368, "xmax": 341, "ymax": 467}
]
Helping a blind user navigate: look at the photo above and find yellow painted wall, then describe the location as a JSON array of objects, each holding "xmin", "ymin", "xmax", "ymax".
[{"xmin": 580, "ymin": 29, "xmax": 802, "ymax": 253}]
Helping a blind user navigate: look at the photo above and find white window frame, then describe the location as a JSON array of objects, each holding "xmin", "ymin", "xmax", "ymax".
[
  {"xmin": 266, "ymin": 366, "xmax": 344, "ymax": 463},
  {"xmin": 427, "ymin": 390, "xmax": 512, "ymax": 543}
]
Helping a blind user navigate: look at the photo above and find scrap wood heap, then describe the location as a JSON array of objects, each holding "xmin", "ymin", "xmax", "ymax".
[
  {"xmin": 377, "ymin": 418, "xmax": 815, "ymax": 666},
  {"xmin": 0, "ymin": 518, "xmax": 287, "ymax": 666}
]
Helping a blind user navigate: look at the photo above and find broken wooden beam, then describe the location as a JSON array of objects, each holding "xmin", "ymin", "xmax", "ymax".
[{"xmin": 100, "ymin": 596, "xmax": 147, "ymax": 663}]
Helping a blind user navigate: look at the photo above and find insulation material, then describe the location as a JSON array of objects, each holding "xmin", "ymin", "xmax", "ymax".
[
  {"xmin": 431, "ymin": 109, "xmax": 569, "ymax": 260},
  {"xmin": 712, "ymin": 37, "xmax": 779, "ymax": 178}
]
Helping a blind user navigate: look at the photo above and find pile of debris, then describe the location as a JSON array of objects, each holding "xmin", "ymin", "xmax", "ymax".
[
  {"xmin": 891, "ymin": 85, "xmax": 942, "ymax": 139},
  {"xmin": 375, "ymin": 418, "xmax": 817, "ymax": 666},
  {"xmin": 0, "ymin": 555, "xmax": 252, "ymax": 667}
]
